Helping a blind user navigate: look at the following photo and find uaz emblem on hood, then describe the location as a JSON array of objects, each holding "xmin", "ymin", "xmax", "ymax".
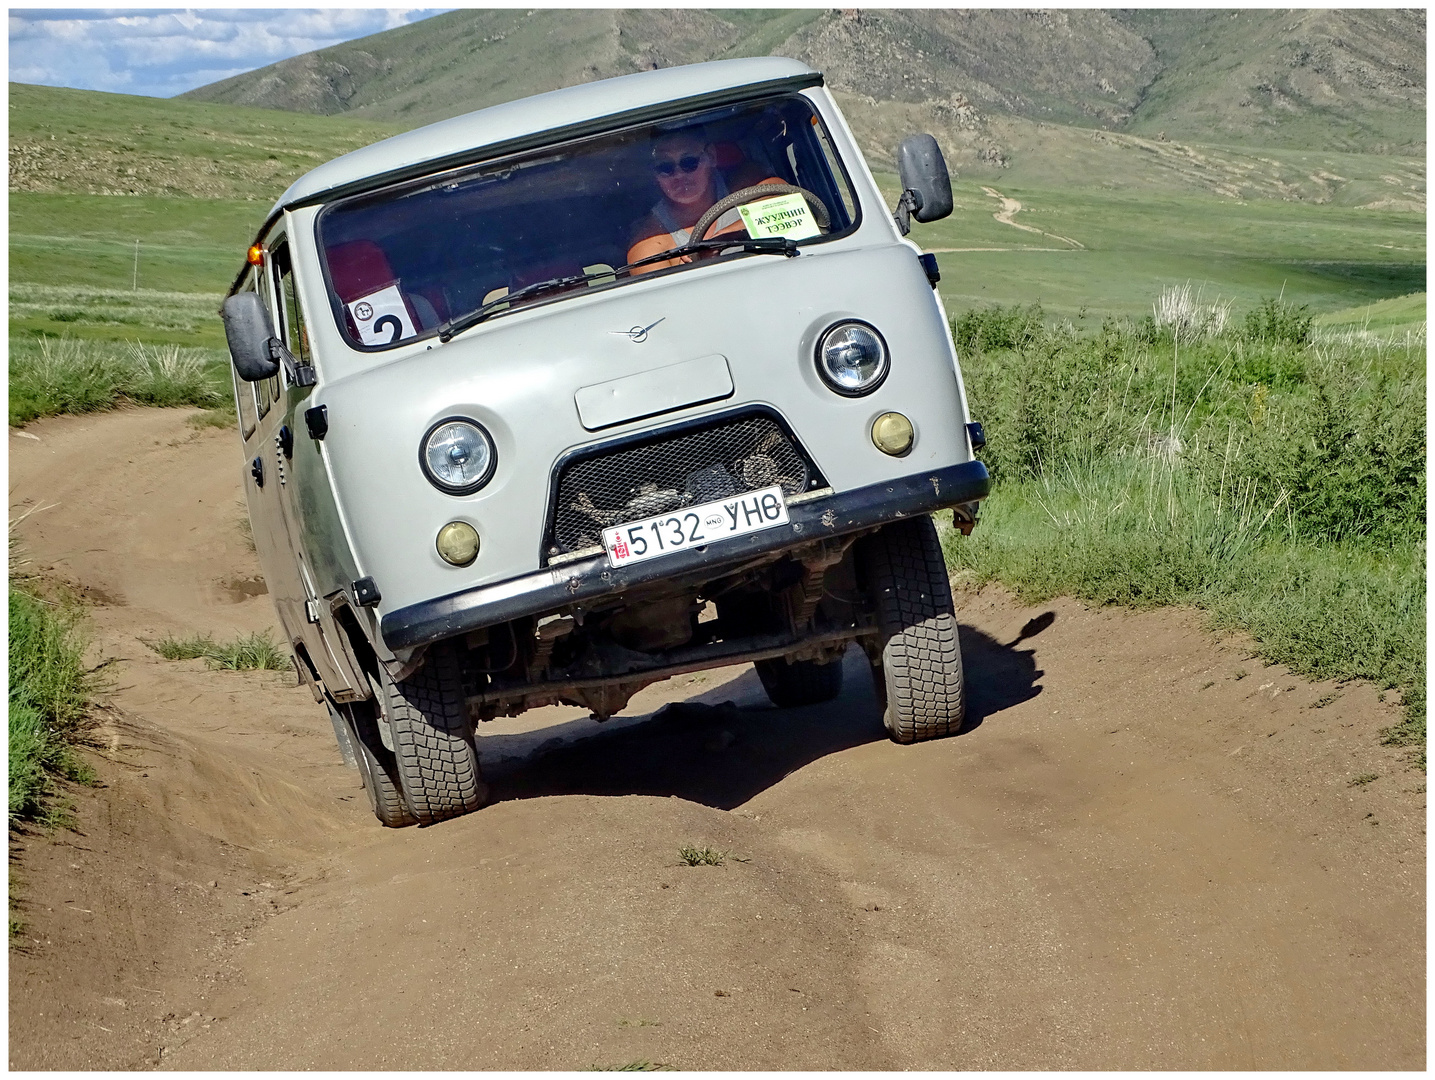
[{"xmin": 610, "ymin": 318, "xmax": 664, "ymax": 343}]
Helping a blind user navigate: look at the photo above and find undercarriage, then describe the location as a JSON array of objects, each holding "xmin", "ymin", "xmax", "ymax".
[{"xmin": 454, "ymin": 534, "xmax": 873, "ymax": 721}]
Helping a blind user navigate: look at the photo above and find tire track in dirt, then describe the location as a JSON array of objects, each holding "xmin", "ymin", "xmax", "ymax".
[{"xmin": 8, "ymin": 408, "xmax": 1425, "ymax": 1070}]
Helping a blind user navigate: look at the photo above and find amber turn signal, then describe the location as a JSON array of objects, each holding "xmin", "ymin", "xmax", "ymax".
[
  {"xmin": 247, "ymin": 244, "xmax": 265, "ymax": 266},
  {"xmin": 436, "ymin": 521, "xmax": 480, "ymax": 566},
  {"xmin": 871, "ymin": 412, "xmax": 915, "ymax": 456}
]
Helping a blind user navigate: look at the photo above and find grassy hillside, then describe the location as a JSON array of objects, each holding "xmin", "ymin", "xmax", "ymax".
[
  {"xmin": 9, "ymin": 82, "xmax": 402, "ymax": 201},
  {"xmin": 1115, "ymin": 9, "xmax": 1426, "ymax": 154},
  {"xmin": 179, "ymin": 8, "xmax": 1425, "ymax": 161}
]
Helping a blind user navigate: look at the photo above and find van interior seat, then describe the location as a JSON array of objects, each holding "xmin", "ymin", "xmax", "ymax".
[{"xmin": 327, "ymin": 239, "xmax": 436, "ymax": 331}]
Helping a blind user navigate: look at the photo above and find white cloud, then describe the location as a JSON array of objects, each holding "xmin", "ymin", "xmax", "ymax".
[{"xmin": 8, "ymin": 8, "xmax": 452, "ymax": 98}]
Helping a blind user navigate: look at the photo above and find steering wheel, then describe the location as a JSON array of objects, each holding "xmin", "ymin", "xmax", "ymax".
[{"xmin": 691, "ymin": 183, "xmax": 832, "ymax": 244}]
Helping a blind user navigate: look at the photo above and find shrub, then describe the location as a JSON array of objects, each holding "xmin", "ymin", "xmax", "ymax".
[
  {"xmin": 1243, "ymin": 297, "xmax": 1314, "ymax": 345},
  {"xmin": 952, "ymin": 302, "xmax": 1046, "ymax": 353}
]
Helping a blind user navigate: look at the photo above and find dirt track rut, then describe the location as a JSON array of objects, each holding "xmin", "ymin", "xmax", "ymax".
[{"xmin": 8, "ymin": 408, "xmax": 1425, "ymax": 1070}]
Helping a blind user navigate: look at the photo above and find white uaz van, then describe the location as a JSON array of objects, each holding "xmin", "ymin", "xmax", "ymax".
[{"xmin": 221, "ymin": 57, "xmax": 989, "ymax": 827}]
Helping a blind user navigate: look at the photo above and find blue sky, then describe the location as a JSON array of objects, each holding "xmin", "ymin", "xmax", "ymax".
[{"xmin": 9, "ymin": 8, "xmax": 451, "ymax": 98}]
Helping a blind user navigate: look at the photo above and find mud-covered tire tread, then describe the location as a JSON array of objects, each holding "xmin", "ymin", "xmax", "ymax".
[
  {"xmin": 755, "ymin": 655, "xmax": 844, "ymax": 708},
  {"xmin": 341, "ymin": 699, "xmax": 416, "ymax": 828},
  {"xmin": 863, "ymin": 515, "xmax": 965, "ymax": 743},
  {"xmin": 384, "ymin": 646, "xmax": 487, "ymax": 825}
]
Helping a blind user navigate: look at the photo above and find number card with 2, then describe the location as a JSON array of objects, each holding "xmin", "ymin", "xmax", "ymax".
[{"xmin": 347, "ymin": 284, "xmax": 416, "ymax": 345}]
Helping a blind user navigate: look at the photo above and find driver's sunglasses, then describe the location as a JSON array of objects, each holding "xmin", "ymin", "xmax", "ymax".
[{"xmin": 652, "ymin": 154, "xmax": 705, "ymax": 177}]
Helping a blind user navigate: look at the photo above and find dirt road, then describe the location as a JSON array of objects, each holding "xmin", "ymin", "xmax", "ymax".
[
  {"xmin": 980, "ymin": 187, "xmax": 1084, "ymax": 249},
  {"xmin": 9, "ymin": 408, "xmax": 1424, "ymax": 1070}
]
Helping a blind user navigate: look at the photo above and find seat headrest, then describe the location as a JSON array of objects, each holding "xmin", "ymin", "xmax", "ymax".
[{"xmin": 327, "ymin": 240, "xmax": 397, "ymax": 301}]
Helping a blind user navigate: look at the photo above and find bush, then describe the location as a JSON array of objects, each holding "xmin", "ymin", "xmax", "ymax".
[
  {"xmin": 1244, "ymin": 297, "xmax": 1314, "ymax": 345},
  {"xmin": 952, "ymin": 302, "xmax": 1046, "ymax": 353}
]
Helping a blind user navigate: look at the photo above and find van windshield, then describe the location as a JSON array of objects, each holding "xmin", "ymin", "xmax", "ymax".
[{"xmin": 316, "ymin": 94, "xmax": 859, "ymax": 349}]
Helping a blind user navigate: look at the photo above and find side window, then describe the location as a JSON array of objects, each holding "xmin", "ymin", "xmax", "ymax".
[
  {"xmin": 254, "ymin": 253, "xmax": 277, "ymax": 418},
  {"xmin": 807, "ymin": 117, "xmax": 857, "ymax": 228},
  {"xmin": 234, "ymin": 359, "xmax": 258, "ymax": 439},
  {"xmin": 273, "ymin": 244, "xmax": 312, "ymax": 366}
]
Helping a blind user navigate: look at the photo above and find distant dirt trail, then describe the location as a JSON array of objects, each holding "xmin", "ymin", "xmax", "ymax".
[
  {"xmin": 8, "ymin": 408, "xmax": 1424, "ymax": 1070},
  {"xmin": 981, "ymin": 186, "xmax": 1085, "ymax": 248}
]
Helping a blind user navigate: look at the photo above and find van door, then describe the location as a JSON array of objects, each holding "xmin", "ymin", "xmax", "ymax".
[{"xmin": 269, "ymin": 238, "xmax": 365, "ymax": 701}]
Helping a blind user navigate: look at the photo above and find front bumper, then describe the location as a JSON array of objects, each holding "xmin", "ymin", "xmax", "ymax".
[{"xmin": 381, "ymin": 458, "xmax": 990, "ymax": 652}]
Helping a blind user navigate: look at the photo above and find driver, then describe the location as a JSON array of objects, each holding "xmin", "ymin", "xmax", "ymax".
[{"xmin": 626, "ymin": 128, "xmax": 784, "ymax": 275}]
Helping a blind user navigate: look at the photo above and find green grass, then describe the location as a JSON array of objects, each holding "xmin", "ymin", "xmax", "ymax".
[
  {"xmin": 1315, "ymin": 291, "xmax": 1427, "ymax": 330},
  {"xmin": 9, "ymin": 588, "xmax": 97, "ymax": 826},
  {"xmin": 10, "ymin": 281, "xmax": 227, "ymax": 348},
  {"xmin": 9, "ymin": 336, "xmax": 230, "ymax": 426},
  {"xmin": 146, "ymin": 630, "xmax": 291, "ymax": 672},
  {"xmin": 900, "ymin": 179, "xmax": 1424, "ymax": 323},
  {"xmin": 946, "ymin": 301, "xmax": 1425, "ymax": 765},
  {"xmin": 677, "ymin": 845, "xmax": 729, "ymax": 867},
  {"xmin": 10, "ymin": 193, "xmax": 261, "ymax": 345},
  {"xmin": 10, "ymin": 82, "xmax": 403, "ymax": 203}
]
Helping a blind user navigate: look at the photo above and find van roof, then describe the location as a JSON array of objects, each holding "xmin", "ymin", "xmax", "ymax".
[{"xmin": 270, "ymin": 57, "xmax": 821, "ymax": 217}]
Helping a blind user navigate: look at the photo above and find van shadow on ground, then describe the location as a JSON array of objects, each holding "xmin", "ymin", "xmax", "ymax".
[{"xmin": 480, "ymin": 615, "xmax": 1050, "ymax": 812}]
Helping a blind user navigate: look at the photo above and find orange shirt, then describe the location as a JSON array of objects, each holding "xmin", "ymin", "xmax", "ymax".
[{"xmin": 627, "ymin": 177, "xmax": 786, "ymax": 275}]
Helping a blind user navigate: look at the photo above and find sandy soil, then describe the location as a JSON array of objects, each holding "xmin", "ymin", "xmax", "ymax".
[{"xmin": 8, "ymin": 407, "xmax": 1424, "ymax": 1070}]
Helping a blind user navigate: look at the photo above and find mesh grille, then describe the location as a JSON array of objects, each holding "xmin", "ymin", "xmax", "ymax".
[{"xmin": 550, "ymin": 413, "xmax": 813, "ymax": 556}]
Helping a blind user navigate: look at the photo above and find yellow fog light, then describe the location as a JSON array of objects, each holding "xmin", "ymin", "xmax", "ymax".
[
  {"xmin": 871, "ymin": 412, "xmax": 915, "ymax": 456},
  {"xmin": 436, "ymin": 522, "xmax": 480, "ymax": 566}
]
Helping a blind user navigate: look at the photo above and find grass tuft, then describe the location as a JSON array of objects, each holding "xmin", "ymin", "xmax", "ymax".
[
  {"xmin": 9, "ymin": 336, "xmax": 229, "ymax": 426},
  {"xmin": 9, "ymin": 588, "xmax": 97, "ymax": 826},
  {"xmin": 678, "ymin": 845, "xmax": 728, "ymax": 867},
  {"xmin": 146, "ymin": 630, "xmax": 291, "ymax": 672}
]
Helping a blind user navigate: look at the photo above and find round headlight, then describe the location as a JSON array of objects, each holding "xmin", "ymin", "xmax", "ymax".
[
  {"xmin": 420, "ymin": 417, "xmax": 495, "ymax": 495},
  {"xmin": 816, "ymin": 321, "xmax": 889, "ymax": 396}
]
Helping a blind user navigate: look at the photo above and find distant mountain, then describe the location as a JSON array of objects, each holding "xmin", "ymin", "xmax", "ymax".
[
  {"xmin": 180, "ymin": 8, "xmax": 1425, "ymax": 167},
  {"xmin": 1114, "ymin": 9, "xmax": 1425, "ymax": 153}
]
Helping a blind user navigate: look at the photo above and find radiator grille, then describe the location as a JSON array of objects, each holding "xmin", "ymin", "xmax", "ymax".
[{"xmin": 549, "ymin": 412, "xmax": 814, "ymax": 557}]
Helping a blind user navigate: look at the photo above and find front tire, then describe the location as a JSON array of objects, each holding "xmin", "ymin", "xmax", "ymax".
[
  {"xmin": 755, "ymin": 655, "xmax": 844, "ymax": 708},
  {"xmin": 859, "ymin": 516, "xmax": 966, "ymax": 743},
  {"xmin": 379, "ymin": 644, "xmax": 488, "ymax": 825},
  {"xmin": 337, "ymin": 698, "xmax": 417, "ymax": 828}
]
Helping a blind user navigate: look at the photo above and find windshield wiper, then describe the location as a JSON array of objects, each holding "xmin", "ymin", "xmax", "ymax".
[
  {"xmin": 438, "ymin": 271, "xmax": 597, "ymax": 342},
  {"xmin": 438, "ymin": 235, "xmax": 799, "ymax": 343},
  {"xmin": 627, "ymin": 234, "xmax": 800, "ymax": 271}
]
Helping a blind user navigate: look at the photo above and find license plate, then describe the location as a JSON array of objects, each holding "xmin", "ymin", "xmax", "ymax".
[{"xmin": 602, "ymin": 485, "xmax": 789, "ymax": 568}]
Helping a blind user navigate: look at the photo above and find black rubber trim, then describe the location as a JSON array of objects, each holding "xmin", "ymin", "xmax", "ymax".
[
  {"xmin": 381, "ymin": 457, "xmax": 990, "ymax": 652},
  {"xmin": 226, "ymin": 72, "xmax": 824, "ymax": 299}
]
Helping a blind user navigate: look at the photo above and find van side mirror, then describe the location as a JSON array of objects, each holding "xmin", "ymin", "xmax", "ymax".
[
  {"xmin": 893, "ymin": 134, "xmax": 953, "ymax": 235},
  {"xmin": 222, "ymin": 292, "xmax": 283, "ymax": 382},
  {"xmin": 222, "ymin": 292, "xmax": 314, "ymax": 386}
]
